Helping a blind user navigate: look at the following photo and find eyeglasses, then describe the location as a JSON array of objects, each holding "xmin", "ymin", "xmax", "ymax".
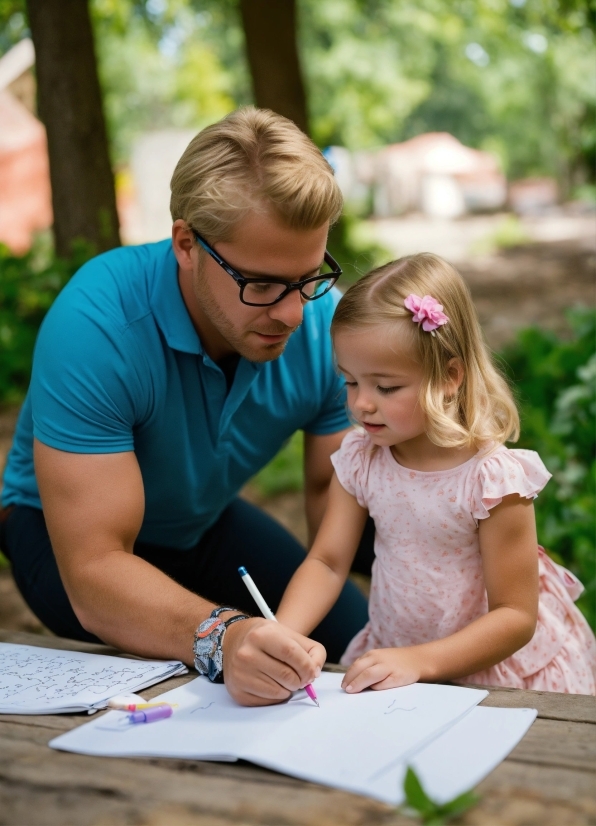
[{"xmin": 192, "ymin": 229, "xmax": 342, "ymax": 307}]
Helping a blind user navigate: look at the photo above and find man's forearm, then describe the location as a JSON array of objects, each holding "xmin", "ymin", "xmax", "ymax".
[
  {"xmin": 303, "ymin": 429, "xmax": 350, "ymax": 547},
  {"xmin": 64, "ymin": 549, "xmax": 218, "ymax": 664},
  {"xmin": 304, "ymin": 484, "xmax": 329, "ymax": 547}
]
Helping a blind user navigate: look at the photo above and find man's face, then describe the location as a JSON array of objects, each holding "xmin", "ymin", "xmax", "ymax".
[{"xmin": 179, "ymin": 210, "xmax": 329, "ymax": 363}]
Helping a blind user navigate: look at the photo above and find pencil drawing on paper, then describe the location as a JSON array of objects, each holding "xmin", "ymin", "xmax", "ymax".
[
  {"xmin": 191, "ymin": 702, "xmax": 215, "ymax": 712},
  {"xmin": 384, "ymin": 698, "xmax": 417, "ymax": 714}
]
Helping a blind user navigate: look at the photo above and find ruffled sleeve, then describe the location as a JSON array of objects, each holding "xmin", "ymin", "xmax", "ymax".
[
  {"xmin": 330, "ymin": 428, "xmax": 372, "ymax": 508},
  {"xmin": 470, "ymin": 448, "xmax": 552, "ymax": 521}
]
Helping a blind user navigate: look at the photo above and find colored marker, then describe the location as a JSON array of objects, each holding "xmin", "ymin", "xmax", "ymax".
[
  {"xmin": 108, "ymin": 700, "xmax": 175, "ymax": 712},
  {"xmin": 129, "ymin": 705, "xmax": 173, "ymax": 724},
  {"xmin": 238, "ymin": 565, "xmax": 319, "ymax": 707}
]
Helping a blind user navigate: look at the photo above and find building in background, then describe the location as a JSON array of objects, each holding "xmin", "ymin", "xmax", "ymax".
[
  {"xmin": 328, "ymin": 133, "xmax": 508, "ymax": 220},
  {"xmin": 0, "ymin": 39, "xmax": 52, "ymax": 253},
  {"xmin": 128, "ymin": 130, "xmax": 196, "ymax": 244}
]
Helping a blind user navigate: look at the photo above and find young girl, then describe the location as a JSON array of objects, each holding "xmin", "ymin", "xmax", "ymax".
[{"xmin": 277, "ymin": 253, "xmax": 596, "ymax": 695}]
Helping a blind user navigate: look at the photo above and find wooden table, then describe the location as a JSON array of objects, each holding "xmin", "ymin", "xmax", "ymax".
[{"xmin": 1, "ymin": 630, "xmax": 594, "ymax": 826}]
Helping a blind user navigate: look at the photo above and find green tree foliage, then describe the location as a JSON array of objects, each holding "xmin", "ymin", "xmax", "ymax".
[
  {"xmin": 0, "ymin": 0, "xmax": 27, "ymax": 52},
  {"xmin": 175, "ymin": 0, "xmax": 595, "ymax": 187},
  {"xmin": 300, "ymin": 0, "xmax": 594, "ymax": 186},
  {"xmin": 91, "ymin": 0, "xmax": 236, "ymax": 164},
  {"xmin": 2, "ymin": 0, "xmax": 592, "ymax": 183}
]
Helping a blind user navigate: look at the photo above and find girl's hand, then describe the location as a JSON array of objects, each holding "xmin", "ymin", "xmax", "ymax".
[{"xmin": 341, "ymin": 647, "xmax": 424, "ymax": 693}]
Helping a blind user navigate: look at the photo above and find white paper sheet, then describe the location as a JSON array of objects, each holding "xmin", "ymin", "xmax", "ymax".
[
  {"xmin": 0, "ymin": 643, "xmax": 187, "ymax": 714},
  {"xmin": 367, "ymin": 705, "xmax": 538, "ymax": 805},
  {"xmin": 51, "ymin": 673, "xmax": 490, "ymax": 797}
]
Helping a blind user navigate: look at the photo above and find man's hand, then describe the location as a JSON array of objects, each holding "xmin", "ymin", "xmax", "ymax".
[
  {"xmin": 341, "ymin": 647, "xmax": 423, "ymax": 694},
  {"xmin": 222, "ymin": 617, "xmax": 326, "ymax": 706}
]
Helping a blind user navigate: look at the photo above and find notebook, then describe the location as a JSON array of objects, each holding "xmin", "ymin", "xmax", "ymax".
[{"xmin": 0, "ymin": 643, "xmax": 187, "ymax": 714}]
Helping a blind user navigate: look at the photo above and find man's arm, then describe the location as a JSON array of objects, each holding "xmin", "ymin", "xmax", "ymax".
[
  {"xmin": 34, "ymin": 439, "xmax": 324, "ymax": 705},
  {"xmin": 303, "ymin": 428, "xmax": 351, "ymax": 546}
]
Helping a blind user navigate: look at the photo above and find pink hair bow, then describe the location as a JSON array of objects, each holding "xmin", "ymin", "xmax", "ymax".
[{"xmin": 404, "ymin": 294, "xmax": 449, "ymax": 333}]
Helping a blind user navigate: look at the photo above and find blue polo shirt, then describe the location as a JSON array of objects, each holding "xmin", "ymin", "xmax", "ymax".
[{"xmin": 2, "ymin": 240, "xmax": 349, "ymax": 548}]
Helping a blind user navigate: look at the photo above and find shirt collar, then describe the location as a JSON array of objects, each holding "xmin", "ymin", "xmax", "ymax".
[{"xmin": 150, "ymin": 241, "xmax": 204, "ymax": 355}]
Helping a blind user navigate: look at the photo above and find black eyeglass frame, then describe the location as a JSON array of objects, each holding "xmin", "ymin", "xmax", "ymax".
[{"xmin": 191, "ymin": 229, "xmax": 342, "ymax": 306}]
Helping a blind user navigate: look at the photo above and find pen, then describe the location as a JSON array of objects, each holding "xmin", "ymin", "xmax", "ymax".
[
  {"xmin": 128, "ymin": 705, "xmax": 173, "ymax": 724},
  {"xmin": 238, "ymin": 566, "xmax": 319, "ymax": 707}
]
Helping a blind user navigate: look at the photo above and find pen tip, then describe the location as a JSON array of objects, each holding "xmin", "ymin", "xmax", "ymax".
[{"xmin": 238, "ymin": 566, "xmax": 247, "ymax": 576}]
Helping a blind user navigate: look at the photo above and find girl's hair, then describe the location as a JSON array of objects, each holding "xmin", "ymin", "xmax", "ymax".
[
  {"xmin": 331, "ymin": 253, "xmax": 520, "ymax": 449},
  {"xmin": 170, "ymin": 107, "xmax": 343, "ymax": 242}
]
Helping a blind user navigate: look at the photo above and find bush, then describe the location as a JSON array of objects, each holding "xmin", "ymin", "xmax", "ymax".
[
  {"xmin": 499, "ymin": 308, "xmax": 596, "ymax": 628},
  {"xmin": 0, "ymin": 239, "xmax": 94, "ymax": 404},
  {"xmin": 251, "ymin": 431, "xmax": 305, "ymax": 498}
]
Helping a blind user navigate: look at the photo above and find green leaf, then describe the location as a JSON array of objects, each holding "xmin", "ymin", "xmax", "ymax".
[
  {"xmin": 439, "ymin": 789, "xmax": 480, "ymax": 818},
  {"xmin": 400, "ymin": 766, "xmax": 479, "ymax": 824},
  {"xmin": 403, "ymin": 766, "xmax": 436, "ymax": 815}
]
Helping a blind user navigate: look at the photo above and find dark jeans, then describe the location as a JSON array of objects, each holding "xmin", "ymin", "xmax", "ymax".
[{"xmin": 0, "ymin": 501, "xmax": 374, "ymax": 663}]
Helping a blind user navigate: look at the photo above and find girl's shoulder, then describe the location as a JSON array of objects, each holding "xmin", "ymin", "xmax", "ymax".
[
  {"xmin": 469, "ymin": 444, "xmax": 552, "ymax": 521},
  {"xmin": 336, "ymin": 426, "xmax": 371, "ymax": 453},
  {"xmin": 332, "ymin": 427, "xmax": 376, "ymax": 469},
  {"xmin": 330, "ymin": 428, "xmax": 378, "ymax": 503}
]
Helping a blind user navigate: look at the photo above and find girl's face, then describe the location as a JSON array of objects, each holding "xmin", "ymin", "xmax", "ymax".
[{"xmin": 334, "ymin": 323, "xmax": 429, "ymax": 452}]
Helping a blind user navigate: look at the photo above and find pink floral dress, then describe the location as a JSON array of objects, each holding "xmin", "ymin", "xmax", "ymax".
[{"xmin": 332, "ymin": 430, "xmax": 596, "ymax": 695}]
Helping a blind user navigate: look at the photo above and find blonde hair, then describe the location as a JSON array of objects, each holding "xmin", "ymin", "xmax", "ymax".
[
  {"xmin": 170, "ymin": 107, "xmax": 343, "ymax": 241},
  {"xmin": 332, "ymin": 253, "xmax": 520, "ymax": 449}
]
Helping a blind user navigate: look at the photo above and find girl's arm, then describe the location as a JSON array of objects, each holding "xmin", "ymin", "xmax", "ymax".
[
  {"xmin": 276, "ymin": 472, "xmax": 369, "ymax": 636},
  {"xmin": 342, "ymin": 493, "xmax": 539, "ymax": 692}
]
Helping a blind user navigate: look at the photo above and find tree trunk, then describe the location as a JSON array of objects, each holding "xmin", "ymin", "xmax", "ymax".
[
  {"xmin": 239, "ymin": 0, "xmax": 309, "ymax": 135},
  {"xmin": 26, "ymin": 0, "xmax": 120, "ymax": 257}
]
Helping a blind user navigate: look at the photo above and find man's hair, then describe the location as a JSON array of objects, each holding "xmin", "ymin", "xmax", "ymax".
[
  {"xmin": 332, "ymin": 254, "xmax": 520, "ymax": 450},
  {"xmin": 170, "ymin": 107, "xmax": 343, "ymax": 242}
]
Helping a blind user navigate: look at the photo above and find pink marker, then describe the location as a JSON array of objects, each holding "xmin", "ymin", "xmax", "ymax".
[
  {"xmin": 238, "ymin": 566, "xmax": 320, "ymax": 707},
  {"xmin": 303, "ymin": 684, "xmax": 319, "ymax": 706}
]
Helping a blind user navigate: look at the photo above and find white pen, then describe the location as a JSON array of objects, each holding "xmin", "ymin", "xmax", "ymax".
[{"xmin": 238, "ymin": 566, "xmax": 319, "ymax": 706}]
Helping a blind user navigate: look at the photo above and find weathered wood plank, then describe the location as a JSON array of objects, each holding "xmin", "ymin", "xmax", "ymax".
[
  {"xmin": 0, "ymin": 733, "xmax": 409, "ymax": 826},
  {"xmin": 464, "ymin": 761, "xmax": 596, "ymax": 826},
  {"xmin": 506, "ymin": 718, "xmax": 596, "ymax": 771},
  {"xmin": 0, "ymin": 713, "xmax": 87, "ymax": 732},
  {"xmin": 474, "ymin": 684, "xmax": 596, "ymax": 724},
  {"xmin": 1, "ymin": 718, "xmax": 594, "ymax": 826},
  {"xmin": 3, "ymin": 627, "xmax": 596, "ymax": 826},
  {"xmin": 478, "ymin": 759, "xmax": 596, "ymax": 803}
]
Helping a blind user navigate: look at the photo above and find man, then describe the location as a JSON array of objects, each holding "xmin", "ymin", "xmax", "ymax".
[{"xmin": 0, "ymin": 107, "xmax": 370, "ymax": 706}]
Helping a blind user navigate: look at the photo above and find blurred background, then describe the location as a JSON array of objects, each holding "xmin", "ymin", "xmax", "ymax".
[{"xmin": 0, "ymin": 0, "xmax": 594, "ymax": 630}]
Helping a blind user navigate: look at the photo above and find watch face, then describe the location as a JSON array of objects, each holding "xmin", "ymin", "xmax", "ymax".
[{"xmin": 207, "ymin": 650, "xmax": 224, "ymax": 681}]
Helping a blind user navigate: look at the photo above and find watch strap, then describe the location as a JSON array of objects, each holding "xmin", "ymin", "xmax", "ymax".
[{"xmin": 193, "ymin": 608, "xmax": 250, "ymax": 683}]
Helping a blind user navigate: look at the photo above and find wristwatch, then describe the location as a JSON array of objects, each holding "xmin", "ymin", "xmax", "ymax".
[{"xmin": 193, "ymin": 606, "xmax": 250, "ymax": 683}]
